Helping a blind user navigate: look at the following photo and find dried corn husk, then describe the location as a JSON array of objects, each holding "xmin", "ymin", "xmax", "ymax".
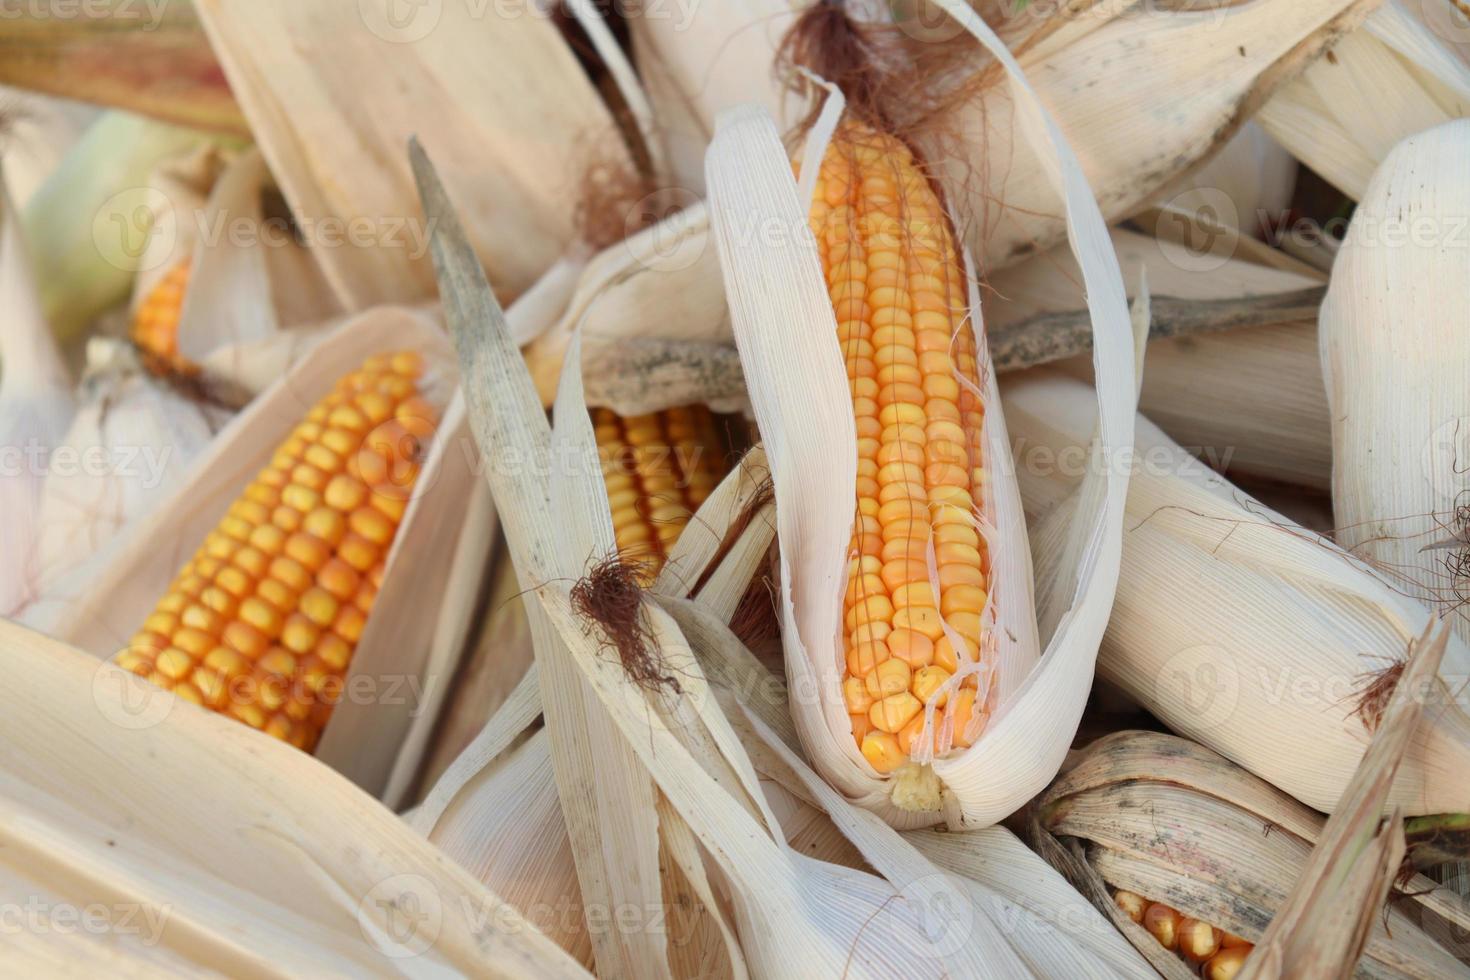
[
  {"xmin": 0, "ymin": 171, "xmax": 74, "ymax": 617},
  {"xmin": 23, "ymin": 111, "xmax": 219, "ymax": 341},
  {"xmin": 0, "ymin": 617, "xmax": 587, "ymax": 976},
  {"xmin": 705, "ymin": 0, "xmax": 1138, "ymax": 827},
  {"xmin": 1153, "ymin": 122, "xmax": 1298, "ymax": 234},
  {"xmin": 0, "ymin": 0, "xmax": 247, "ymax": 137},
  {"xmin": 27, "ymin": 339, "xmax": 228, "ymax": 625},
  {"xmin": 1320, "ymin": 120, "xmax": 1470, "ymax": 646},
  {"xmin": 1259, "ymin": 0, "xmax": 1470, "ymax": 200},
  {"xmin": 1005, "ymin": 370, "xmax": 1470, "ymax": 815},
  {"xmin": 37, "ymin": 307, "xmax": 480, "ymax": 802},
  {"xmin": 194, "ymin": 0, "xmax": 632, "ymax": 309},
  {"xmin": 1243, "ymin": 622, "xmax": 1450, "ymax": 978},
  {"xmin": 638, "ymin": 0, "xmax": 1377, "ymax": 267},
  {"xmin": 991, "ymin": 226, "xmax": 1333, "ymax": 489},
  {"xmin": 416, "ymin": 143, "xmax": 1157, "ymax": 978},
  {"xmin": 1035, "ymin": 730, "xmax": 1470, "ymax": 980}
]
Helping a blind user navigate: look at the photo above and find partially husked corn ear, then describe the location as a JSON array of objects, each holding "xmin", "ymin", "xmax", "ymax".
[
  {"xmin": 131, "ymin": 259, "xmax": 194, "ymax": 374},
  {"xmin": 113, "ymin": 351, "xmax": 437, "ymax": 751},
  {"xmin": 806, "ymin": 122, "xmax": 991, "ymax": 773},
  {"xmin": 593, "ymin": 405, "xmax": 726, "ymax": 576},
  {"xmin": 1114, "ymin": 890, "xmax": 1254, "ymax": 980}
]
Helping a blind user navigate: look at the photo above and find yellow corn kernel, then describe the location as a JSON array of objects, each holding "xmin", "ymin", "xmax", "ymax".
[{"xmin": 130, "ymin": 260, "xmax": 195, "ymax": 375}]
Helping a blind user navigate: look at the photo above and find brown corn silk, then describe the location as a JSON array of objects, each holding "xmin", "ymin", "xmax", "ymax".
[
  {"xmin": 592, "ymin": 404, "xmax": 726, "ymax": 577},
  {"xmin": 1114, "ymin": 890, "xmax": 1254, "ymax": 980},
  {"xmin": 131, "ymin": 258, "xmax": 194, "ymax": 374},
  {"xmin": 806, "ymin": 122, "xmax": 991, "ymax": 775},
  {"xmin": 112, "ymin": 351, "xmax": 438, "ymax": 751}
]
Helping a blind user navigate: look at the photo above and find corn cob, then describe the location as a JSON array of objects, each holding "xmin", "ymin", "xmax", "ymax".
[
  {"xmin": 805, "ymin": 123, "xmax": 990, "ymax": 774},
  {"xmin": 593, "ymin": 405, "xmax": 726, "ymax": 577},
  {"xmin": 130, "ymin": 258, "xmax": 194, "ymax": 374},
  {"xmin": 1114, "ymin": 891, "xmax": 1254, "ymax": 980},
  {"xmin": 113, "ymin": 351, "xmax": 437, "ymax": 751}
]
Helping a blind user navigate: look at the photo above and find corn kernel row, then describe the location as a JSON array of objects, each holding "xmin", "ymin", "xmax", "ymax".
[{"xmin": 1114, "ymin": 890, "xmax": 1254, "ymax": 980}]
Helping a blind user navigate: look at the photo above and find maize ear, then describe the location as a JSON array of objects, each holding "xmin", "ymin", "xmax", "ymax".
[
  {"xmin": 131, "ymin": 259, "xmax": 193, "ymax": 374},
  {"xmin": 593, "ymin": 405, "xmax": 727, "ymax": 576},
  {"xmin": 806, "ymin": 123, "xmax": 991, "ymax": 773},
  {"xmin": 113, "ymin": 351, "xmax": 437, "ymax": 751}
]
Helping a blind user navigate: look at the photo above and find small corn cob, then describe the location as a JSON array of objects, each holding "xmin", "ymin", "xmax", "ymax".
[
  {"xmin": 131, "ymin": 258, "xmax": 194, "ymax": 374},
  {"xmin": 1114, "ymin": 890, "xmax": 1254, "ymax": 980},
  {"xmin": 114, "ymin": 351, "xmax": 437, "ymax": 751},
  {"xmin": 593, "ymin": 405, "xmax": 726, "ymax": 577},
  {"xmin": 806, "ymin": 123, "xmax": 990, "ymax": 774}
]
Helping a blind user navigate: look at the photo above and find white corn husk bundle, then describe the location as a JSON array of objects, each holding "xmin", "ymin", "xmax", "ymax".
[
  {"xmin": 1036, "ymin": 730, "xmax": 1470, "ymax": 980},
  {"xmin": 1320, "ymin": 119, "xmax": 1470, "ymax": 646},
  {"xmin": 35, "ymin": 308, "xmax": 494, "ymax": 806},
  {"xmin": 0, "ymin": 617, "xmax": 587, "ymax": 977},
  {"xmin": 414, "ymin": 144, "xmax": 1159, "ymax": 979},
  {"xmin": 193, "ymin": 0, "xmax": 634, "ymax": 310},
  {"xmin": 1005, "ymin": 369, "xmax": 1470, "ymax": 815},
  {"xmin": 25, "ymin": 339, "xmax": 228, "ymax": 626},
  {"xmin": 705, "ymin": 0, "xmax": 1137, "ymax": 829},
  {"xmin": 0, "ymin": 170, "xmax": 74, "ymax": 618},
  {"xmin": 1259, "ymin": 0, "xmax": 1470, "ymax": 200},
  {"xmin": 989, "ymin": 225, "xmax": 1333, "ymax": 490}
]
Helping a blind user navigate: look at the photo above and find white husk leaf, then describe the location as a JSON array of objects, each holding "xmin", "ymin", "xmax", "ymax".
[
  {"xmin": 989, "ymin": 226, "xmax": 1332, "ymax": 489},
  {"xmin": 0, "ymin": 169, "xmax": 74, "ymax": 618},
  {"xmin": 1039, "ymin": 730, "xmax": 1470, "ymax": 980},
  {"xmin": 1258, "ymin": 0, "xmax": 1470, "ymax": 199},
  {"xmin": 28, "ymin": 340, "xmax": 228, "ymax": 621},
  {"xmin": 1320, "ymin": 119, "xmax": 1470, "ymax": 646},
  {"xmin": 129, "ymin": 140, "xmax": 228, "ymax": 309},
  {"xmin": 39, "ymin": 307, "xmax": 474, "ymax": 801},
  {"xmin": 173, "ymin": 146, "xmax": 339, "ymax": 364},
  {"xmin": 194, "ymin": 0, "xmax": 631, "ymax": 308},
  {"xmin": 1005, "ymin": 369, "xmax": 1470, "ymax": 815},
  {"xmin": 418, "ymin": 142, "xmax": 1154, "ymax": 977},
  {"xmin": 705, "ymin": 0, "xmax": 1136, "ymax": 828},
  {"xmin": 0, "ymin": 618, "xmax": 588, "ymax": 977}
]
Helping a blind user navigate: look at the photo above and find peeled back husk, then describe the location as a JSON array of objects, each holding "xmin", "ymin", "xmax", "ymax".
[
  {"xmin": 1035, "ymin": 730, "xmax": 1470, "ymax": 980},
  {"xmin": 40, "ymin": 307, "xmax": 481, "ymax": 802},
  {"xmin": 0, "ymin": 617, "xmax": 586, "ymax": 976},
  {"xmin": 1004, "ymin": 370, "xmax": 1470, "ymax": 815},
  {"xmin": 704, "ymin": 0, "xmax": 1137, "ymax": 828},
  {"xmin": 1320, "ymin": 119, "xmax": 1470, "ymax": 647}
]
